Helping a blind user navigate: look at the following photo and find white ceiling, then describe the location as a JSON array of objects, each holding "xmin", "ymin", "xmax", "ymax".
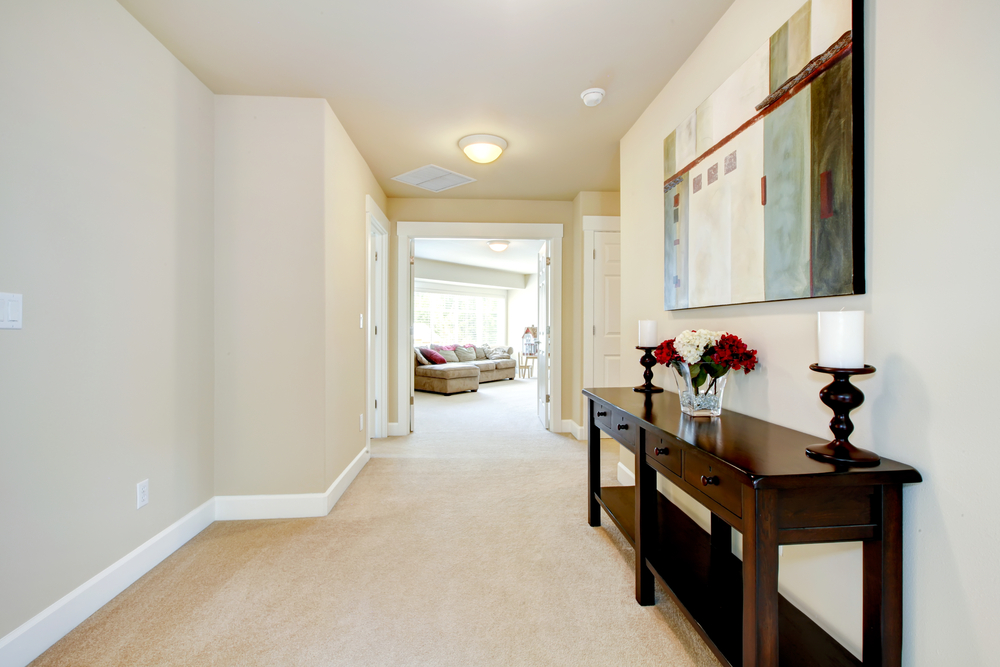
[
  {"xmin": 416, "ymin": 239, "xmax": 544, "ymax": 274},
  {"xmin": 116, "ymin": 0, "xmax": 732, "ymax": 201}
]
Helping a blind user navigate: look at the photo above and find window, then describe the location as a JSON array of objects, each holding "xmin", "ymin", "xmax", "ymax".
[{"xmin": 414, "ymin": 286, "xmax": 505, "ymax": 347}]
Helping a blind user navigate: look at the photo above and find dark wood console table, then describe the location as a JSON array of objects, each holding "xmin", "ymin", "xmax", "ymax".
[{"xmin": 584, "ymin": 387, "xmax": 920, "ymax": 667}]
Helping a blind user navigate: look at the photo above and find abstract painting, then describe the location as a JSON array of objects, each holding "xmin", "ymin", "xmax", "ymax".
[{"xmin": 664, "ymin": 0, "xmax": 864, "ymax": 310}]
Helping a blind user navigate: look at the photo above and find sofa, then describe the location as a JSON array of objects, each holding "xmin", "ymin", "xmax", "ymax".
[{"xmin": 414, "ymin": 344, "xmax": 517, "ymax": 395}]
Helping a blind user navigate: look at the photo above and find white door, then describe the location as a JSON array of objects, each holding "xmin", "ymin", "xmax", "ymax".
[
  {"xmin": 369, "ymin": 222, "xmax": 381, "ymax": 437},
  {"xmin": 537, "ymin": 242, "xmax": 550, "ymax": 429},
  {"xmin": 593, "ymin": 231, "xmax": 621, "ymax": 387},
  {"xmin": 408, "ymin": 238, "xmax": 415, "ymax": 433}
]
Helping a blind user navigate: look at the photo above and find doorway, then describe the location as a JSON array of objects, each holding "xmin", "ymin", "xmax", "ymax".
[{"xmin": 396, "ymin": 222, "xmax": 564, "ymax": 435}]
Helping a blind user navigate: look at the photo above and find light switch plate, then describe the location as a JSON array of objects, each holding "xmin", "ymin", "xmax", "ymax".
[{"xmin": 0, "ymin": 293, "xmax": 22, "ymax": 329}]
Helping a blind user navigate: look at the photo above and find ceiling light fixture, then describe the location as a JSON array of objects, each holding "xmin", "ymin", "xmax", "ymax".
[
  {"xmin": 580, "ymin": 87, "xmax": 606, "ymax": 107},
  {"xmin": 459, "ymin": 134, "xmax": 507, "ymax": 164},
  {"xmin": 488, "ymin": 240, "xmax": 510, "ymax": 252}
]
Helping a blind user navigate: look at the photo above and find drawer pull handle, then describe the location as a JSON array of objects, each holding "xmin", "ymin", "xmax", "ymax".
[
  {"xmin": 654, "ymin": 447, "xmax": 669, "ymax": 456},
  {"xmin": 596, "ymin": 411, "xmax": 607, "ymax": 417},
  {"xmin": 617, "ymin": 423, "xmax": 628, "ymax": 431},
  {"xmin": 701, "ymin": 475, "xmax": 719, "ymax": 486}
]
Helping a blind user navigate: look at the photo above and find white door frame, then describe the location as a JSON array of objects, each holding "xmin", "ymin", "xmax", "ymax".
[
  {"xmin": 396, "ymin": 221, "xmax": 564, "ymax": 433},
  {"xmin": 366, "ymin": 195, "xmax": 389, "ymax": 444},
  {"xmin": 582, "ymin": 216, "xmax": 621, "ymax": 424}
]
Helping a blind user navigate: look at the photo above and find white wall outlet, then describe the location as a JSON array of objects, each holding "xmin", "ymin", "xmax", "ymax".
[
  {"xmin": 359, "ymin": 414, "xmax": 364, "ymax": 431},
  {"xmin": 136, "ymin": 479, "xmax": 149, "ymax": 509},
  {"xmin": 0, "ymin": 293, "xmax": 22, "ymax": 330}
]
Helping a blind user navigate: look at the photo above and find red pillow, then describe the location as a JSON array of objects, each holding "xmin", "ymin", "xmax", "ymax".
[
  {"xmin": 420, "ymin": 348, "xmax": 447, "ymax": 365},
  {"xmin": 439, "ymin": 344, "xmax": 457, "ymax": 351}
]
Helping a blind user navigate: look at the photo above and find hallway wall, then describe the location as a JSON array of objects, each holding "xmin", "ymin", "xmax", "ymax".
[
  {"xmin": 619, "ymin": 0, "xmax": 1000, "ymax": 660},
  {"xmin": 0, "ymin": 0, "xmax": 215, "ymax": 639}
]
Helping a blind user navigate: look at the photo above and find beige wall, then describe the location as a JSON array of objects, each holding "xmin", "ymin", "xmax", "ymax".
[
  {"xmin": 0, "ymin": 0, "xmax": 215, "ymax": 638},
  {"xmin": 620, "ymin": 0, "xmax": 1000, "ymax": 660},
  {"xmin": 215, "ymin": 96, "xmax": 387, "ymax": 496},
  {"xmin": 323, "ymin": 104, "xmax": 387, "ymax": 483},
  {"xmin": 384, "ymin": 199, "xmax": 573, "ymax": 425},
  {"xmin": 214, "ymin": 96, "xmax": 328, "ymax": 495},
  {"xmin": 570, "ymin": 192, "xmax": 621, "ymax": 426}
]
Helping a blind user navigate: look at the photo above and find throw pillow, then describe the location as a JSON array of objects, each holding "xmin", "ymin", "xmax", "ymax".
[
  {"xmin": 421, "ymin": 348, "xmax": 447, "ymax": 365},
  {"xmin": 414, "ymin": 348, "xmax": 431, "ymax": 366},
  {"xmin": 474, "ymin": 346, "xmax": 487, "ymax": 360},
  {"xmin": 438, "ymin": 349, "xmax": 460, "ymax": 363},
  {"xmin": 439, "ymin": 344, "xmax": 457, "ymax": 351},
  {"xmin": 488, "ymin": 348, "xmax": 511, "ymax": 360},
  {"xmin": 455, "ymin": 346, "xmax": 476, "ymax": 362}
]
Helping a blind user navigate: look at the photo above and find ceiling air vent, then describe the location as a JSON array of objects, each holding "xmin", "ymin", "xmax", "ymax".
[{"xmin": 391, "ymin": 165, "xmax": 475, "ymax": 193}]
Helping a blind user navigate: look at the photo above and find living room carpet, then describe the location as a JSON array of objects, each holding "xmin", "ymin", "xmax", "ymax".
[{"xmin": 31, "ymin": 378, "xmax": 720, "ymax": 666}]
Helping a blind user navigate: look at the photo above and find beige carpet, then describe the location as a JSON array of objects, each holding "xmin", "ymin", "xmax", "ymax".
[{"xmin": 32, "ymin": 378, "xmax": 721, "ymax": 666}]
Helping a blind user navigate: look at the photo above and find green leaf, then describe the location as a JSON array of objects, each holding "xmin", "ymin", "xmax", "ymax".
[{"xmin": 691, "ymin": 371, "xmax": 707, "ymax": 388}]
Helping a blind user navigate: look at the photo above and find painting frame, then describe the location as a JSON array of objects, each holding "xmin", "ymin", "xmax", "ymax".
[{"xmin": 663, "ymin": 0, "xmax": 865, "ymax": 311}]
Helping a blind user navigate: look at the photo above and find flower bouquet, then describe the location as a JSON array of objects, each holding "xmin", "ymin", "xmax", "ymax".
[{"xmin": 654, "ymin": 330, "xmax": 758, "ymax": 417}]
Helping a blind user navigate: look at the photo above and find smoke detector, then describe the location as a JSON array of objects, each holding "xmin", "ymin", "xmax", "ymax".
[{"xmin": 581, "ymin": 88, "xmax": 605, "ymax": 107}]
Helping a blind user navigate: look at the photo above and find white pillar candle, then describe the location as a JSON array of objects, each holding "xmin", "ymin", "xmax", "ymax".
[
  {"xmin": 638, "ymin": 320, "xmax": 658, "ymax": 347},
  {"xmin": 817, "ymin": 311, "xmax": 865, "ymax": 368}
]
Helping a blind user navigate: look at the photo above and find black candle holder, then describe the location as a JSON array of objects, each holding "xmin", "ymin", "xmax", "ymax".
[
  {"xmin": 634, "ymin": 346, "xmax": 664, "ymax": 393},
  {"xmin": 806, "ymin": 364, "xmax": 880, "ymax": 467}
]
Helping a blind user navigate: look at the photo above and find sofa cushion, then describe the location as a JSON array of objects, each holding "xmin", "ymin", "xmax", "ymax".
[
  {"xmin": 438, "ymin": 349, "xmax": 460, "ymax": 363},
  {"xmin": 471, "ymin": 360, "xmax": 497, "ymax": 371},
  {"xmin": 421, "ymin": 348, "xmax": 447, "ymax": 365},
  {"xmin": 414, "ymin": 364, "xmax": 479, "ymax": 379},
  {"xmin": 455, "ymin": 346, "xmax": 476, "ymax": 362},
  {"xmin": 474, "ymin": 346, "xmax": 487, "ymax": 360},
  {"xmin": 487, "ymin": 348, "xmax": 512, "ymax": 360},
  {"xmin": 493, "ymin": 358, "xmax": 517, "ymax": 370},
  {"xmin": 414, "ymin": 348, "xmax": 431, "ymax": 365}
]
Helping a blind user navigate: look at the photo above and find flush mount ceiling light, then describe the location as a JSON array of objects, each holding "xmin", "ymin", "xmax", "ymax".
[
  {"xmin": 459, "ymin": 134, "xmax": 507, "ymax": 164},
  {"xmin": 580, "ymin": 87, "xmax": 606, "ymax": 107},
  {"xmin": 488, "ymin": 240, "xmax": 510, "ymax": 252}
]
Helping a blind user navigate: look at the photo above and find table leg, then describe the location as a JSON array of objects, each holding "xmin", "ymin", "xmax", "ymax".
[
  {"xmin": 863, "ymin": 484, "xmax": 903, "ymax": 666},
  {"xmin": 743, "ymin": 487, "xmax": 779, "ymax": 667},
  {"xmin": 587, "ymin": 401, "xmax": 601, "ymax": 527},
  {"xmin": 635, "ymin": 433, "xmax": 656, "ymax": 605}
]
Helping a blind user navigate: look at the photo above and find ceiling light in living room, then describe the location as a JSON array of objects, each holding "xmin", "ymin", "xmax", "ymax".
[
  {"xmin": 459, "ymin": 135, "xmax": 507, "ymax": 163},
  {"xmin": 488, "ymin": 240, "xmax": 510, "ymax": 252}
]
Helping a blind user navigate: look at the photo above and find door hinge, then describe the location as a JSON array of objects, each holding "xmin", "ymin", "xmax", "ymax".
[
  {"xmin": 410, "ymin": 396, "xmax": 414, "ymax": 405},
  {"xmin": 375, "ymin": 251, "xmax": 378, "ymax": 261},
  {"xmin": 546, "ymin": 394, "xmax": 550, "ymax": 403},
  {"xmin": 593, "ymin": 249, "xmax": 596, "ymax": 259},
  {"xmin": 410, "ymin": 256, "xmax": 415, "ymax": 265},
  {"xmin": 546, "ymin": 257, "xmax": 551, "ymax": 266},
  {"xmin": 375, "ymin": 325, "xmax": 377, "ymax": 335},
  {"xmin": 593, "ymin": 325, "xmax": 596, "ymax": 335},
  {"xmin": 375, "ymin": 399, "xmax": 377, "ymax": 408},
  {"xmin": 547, "ymin": 325, "xmax": 550, "ymax": 335}
]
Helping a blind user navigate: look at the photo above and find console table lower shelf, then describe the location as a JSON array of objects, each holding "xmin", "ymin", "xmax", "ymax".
[{"xmin": 597, "ymin": 484, "xmax": 860, "ymax": 667}]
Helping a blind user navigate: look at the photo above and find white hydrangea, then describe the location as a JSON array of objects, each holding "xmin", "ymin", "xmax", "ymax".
[{"xmin": 674, "ymin": 329, "xmax": 725, "ymax": 365}]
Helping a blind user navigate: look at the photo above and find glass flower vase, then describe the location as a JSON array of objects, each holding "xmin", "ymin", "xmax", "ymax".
[{"xmin": 672, "ymin": 362, "xmax": 729, "ymax": 417}]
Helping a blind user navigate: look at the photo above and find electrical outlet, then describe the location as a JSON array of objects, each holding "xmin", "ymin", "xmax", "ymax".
[
  {"xmin": 359, "ymin": 414, "xmax": 364, "ymax": 431},
  {"xmin": 137, "ymin": 479, "xmax": 149, "ymax": 509}
]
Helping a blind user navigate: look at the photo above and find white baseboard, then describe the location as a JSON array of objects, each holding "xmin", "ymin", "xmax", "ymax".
[
  {"xmin": 387, "ymin": 422, "xmax": 408, "ymax": 436},
  {"xmin": 0, "ymin": 446, "xmax": 371, "ymax": 667},
  {"xmin": 216, "ymin": 446, "xmax": 370, "ymax": 520},
  {"xmin": 0, "ymin": 498, "xmax": 216, "ymax": 667},
  {"xmin": 559, "ymin": 419, "xmax": 587, "ymax": 441},
  {"xmin": 617, "ymin": 461, "xmax": 635, "ymax": 486}
]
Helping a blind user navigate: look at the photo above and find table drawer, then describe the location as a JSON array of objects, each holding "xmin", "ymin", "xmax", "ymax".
[
  {"xmin": 645, "ymin": 431, "xmax": 681, "ymax": 476},
  {"xmin": 610, "ymin": 409, "xmax": 636, "ymax": 449},
  {"xmin": 683, "ymin": 451, "xmax": 742, "ymax": 517},
  {"xmin": 592, "ymin": 399, "xmax": 612, "ymax": 431}
]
